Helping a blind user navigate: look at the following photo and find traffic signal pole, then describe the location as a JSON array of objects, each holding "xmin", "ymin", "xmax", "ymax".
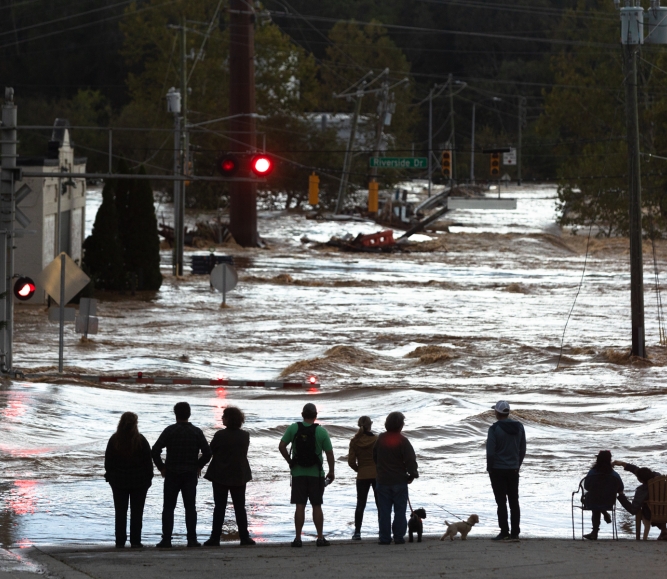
[
  {"xmin": 0, "ymin": 88, "xmax": 17, "ymax": 374},
  {"xmin": 228, "ymin": 0, "xmax": 258, "ymax": 247},
  {"xmin": 624, "ymin": 42, "xmax": 645, "ymax": 357}
]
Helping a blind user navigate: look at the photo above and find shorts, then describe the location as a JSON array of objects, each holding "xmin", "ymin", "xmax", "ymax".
[{"xmin": 290, "ymin": 476, "xmax": 325, "ymax": 506}]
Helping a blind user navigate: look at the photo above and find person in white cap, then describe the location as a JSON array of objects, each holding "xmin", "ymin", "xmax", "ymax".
[{"xmin": 486, "ymin": 400, "xmax": 526, "ymax": 541}]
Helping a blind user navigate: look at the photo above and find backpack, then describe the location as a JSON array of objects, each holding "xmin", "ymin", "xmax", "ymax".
[{"xmin": 292, "ymin": 422, "xmax": 321, "ymax": 468}]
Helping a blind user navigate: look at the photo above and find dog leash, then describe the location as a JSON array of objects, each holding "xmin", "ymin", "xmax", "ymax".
[
  {"xmin": 438, "ymin": 505, "xmax": 467, "ymax": 523},
  {"xmin": 407, "ymin": 494, "xmax": 414, "ymax": 515}
]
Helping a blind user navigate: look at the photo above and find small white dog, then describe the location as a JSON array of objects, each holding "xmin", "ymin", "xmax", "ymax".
[{"xmin": 440, "ymin": 514, "xmax": 480, "ymax": 541}]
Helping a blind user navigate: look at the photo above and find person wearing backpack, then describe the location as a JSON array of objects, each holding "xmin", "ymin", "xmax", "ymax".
[{"xmin": 278, "ymin": 403, "xmax": 335, "ymax": 547}]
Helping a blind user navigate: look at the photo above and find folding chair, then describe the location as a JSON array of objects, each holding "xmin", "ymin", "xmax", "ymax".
[
  {"xmin": 571, "ymin": 473, "xmax": 619, "ymax": 540},
  {"xmin": 635, "ymin": 475, "xmax": 667, "ymax": 540}
]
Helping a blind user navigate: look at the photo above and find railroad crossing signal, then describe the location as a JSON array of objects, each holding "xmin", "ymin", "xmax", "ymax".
[
  {"xmin": 490, "ymin": 152, "xmax": 500, "ymax": 176},
  {"xmin": 308, "ymin": 172, "xmax": 319, "ymax": 205},
  {"xmin": 13, "ymin": 277, "xmax": 36, "ymax": 301},
  {"xmin": 368, "ymin": 180, "xmax": 379, "ymax": 213},
  {"xmin": 441, "ymin": 150, "xmax": 452, "ymax": 178}
]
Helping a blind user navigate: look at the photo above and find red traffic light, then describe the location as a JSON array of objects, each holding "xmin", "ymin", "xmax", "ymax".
[
  {"xmin": 14, "ymin": 277, "xmax": 36, "ymax": 301},
  {"xmin": 250, "ymin": 154, "xmax": 274, "ymax": 176},
  {"xmin": 217, "ymin": 155, "xmax": 239, "ymax": 176}
]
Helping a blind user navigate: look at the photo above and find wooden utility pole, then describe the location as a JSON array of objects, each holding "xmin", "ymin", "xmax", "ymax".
[
  {"xmin": 624, "ymin": 43, "xmax": 645, "ymax": 357},
  {"xmin": 228, "ymin": 0, "xmax": 258, "ymax": 246}
]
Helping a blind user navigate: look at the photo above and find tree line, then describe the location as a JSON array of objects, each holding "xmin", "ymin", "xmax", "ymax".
[{"xmin": 3, "ymin": 0, "xmax": 666, "ymax": 234}]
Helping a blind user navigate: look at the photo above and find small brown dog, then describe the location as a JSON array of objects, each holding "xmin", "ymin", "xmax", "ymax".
[
  {"xmin": 408, "ymin": 508, "xmax": 427, "ymax": 542},
  {"xmin": 440, "ymin": 514, "xmax": 480, "ymax": 541}
]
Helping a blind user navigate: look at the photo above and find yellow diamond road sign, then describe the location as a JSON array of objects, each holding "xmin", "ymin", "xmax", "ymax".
[{"xmin": 37, "ymin": 252, "xmax": 90, "ymax": 306}]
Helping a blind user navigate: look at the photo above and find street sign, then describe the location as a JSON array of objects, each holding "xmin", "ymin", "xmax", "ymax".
[
  {"xmin": 48, "ymin": 307, "xmax": 75, "ymax": 322},
  {"xmin": 369, "ymin": 157, "xmax": 428, "ymax": 169},
  {"xmin": 210, "ymin": 263, "xmax": 238, "ymax": 306},
  {"xmin": 503, "ymin": 148, "xmax": 517, "ymax": 166},
  {"xmin": 75, "ymin": 298, "xmax": 99, "ymax": 336},
  {"xmin": 38, "ymin": 252, "xmax": 90, "ymax": 305}
]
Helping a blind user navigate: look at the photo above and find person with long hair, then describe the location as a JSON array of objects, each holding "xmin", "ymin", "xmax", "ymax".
[
  {"xmin": 583, "ymin": 450, "xmax": 624, "ymax": 540},
  {"xmin": 348, "ymin": 416, "xmax": 378, "ymax": 540},
  {"xmin": 203, "ymin": 406, "xmax": 255, "ymax": 546},
  {"xmin": 104, "ymin": 412, "xmax": 154, "ymax": 548}
]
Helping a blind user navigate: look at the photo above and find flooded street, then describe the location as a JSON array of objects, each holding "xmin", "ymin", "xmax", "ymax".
[{"xmin": 1, "ymin": 185, "xmax": 666, "ymax": 547}]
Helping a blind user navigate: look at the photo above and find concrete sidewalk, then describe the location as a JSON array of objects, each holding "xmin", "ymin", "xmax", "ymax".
[{"xmin": 3, "ymin": 538, "xmax": 665, "ymax": 579}]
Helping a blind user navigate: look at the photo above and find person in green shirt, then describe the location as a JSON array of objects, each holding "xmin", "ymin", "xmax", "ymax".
[{"xmin": 279, "ymin": 403, "xmax": 335, "ymax": 547}]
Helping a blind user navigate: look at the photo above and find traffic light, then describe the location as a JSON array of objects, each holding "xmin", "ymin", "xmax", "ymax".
[
  {"xmin": 216, "ymin": 154, "xmax": 239, "ymax": 177},
  {"xmin": 14, "ymin": 277, "xmax": 36, "ymax": 301},
  {"xmin": 250, "ymin": 154, "xmax": 274, "ymax": 177},
  {"xmin": 368, "ymin": 180, "xmax": 379, "ymax": 213},
  {"xmin": 441, "ymin": 150, "xmax": 452, "ymax": 178},
  {"xmin": 308, "ymin": 172, "xmax": 319, "ymax": 206},
  {"xmin": 490, "ymin": 152, "xmax": 500, "ymax": 176}
]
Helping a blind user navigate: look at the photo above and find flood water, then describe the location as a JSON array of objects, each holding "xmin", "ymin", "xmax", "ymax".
[{"xmin": 1, "ymin": 184, "xmax": 666, "ymax": 547}]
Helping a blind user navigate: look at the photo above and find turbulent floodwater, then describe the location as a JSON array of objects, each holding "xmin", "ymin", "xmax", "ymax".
[{"xmin": 1, "ymin": 184, "xmax": 667, "ymax": 548}]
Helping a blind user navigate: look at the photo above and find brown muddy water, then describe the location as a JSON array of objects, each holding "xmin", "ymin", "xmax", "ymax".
[{"xmin": 1, "ymin": 185, "xmax": 666, "ymax": 547}]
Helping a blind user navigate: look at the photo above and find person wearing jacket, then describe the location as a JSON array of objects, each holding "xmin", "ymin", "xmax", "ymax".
[
  {"xmin": 373, "ymin": 412, "xmax": 419, "ymax": 545},
  {"xmin": 613, "ymin": 460, "xmax": 667, "ymax": 540},
  {"xmin": 348, "ymin": 416, "xmax": 378, "ymax": 540},
  {"xmin": 203, "ymin": 406, "xmax": 255, "ymax": 546},
  {"xmin": 582, "ymin": 451, "xmax": 624, "ymax": 540},
  {"xmin": 486, "ymin": 400, "xmax": 526, "ymax": 541},
  {"xmin": 104, "ymin": 411, "xmax": 154, "ymax": 548},
  {"xmin": 152, "ymin": 401, "xmax": 212, "ymax": 548}
]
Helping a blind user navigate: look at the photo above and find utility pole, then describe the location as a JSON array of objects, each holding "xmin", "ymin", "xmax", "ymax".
[
  {"xmin": 0, "ymin": 88, "xmax": 17, "ymax": 374},
  {"xmin": 177, "ymin": 15, "xmax": 187, "ymax": 275},
  {"xmin": 470, "ymin": 103, "xmax": 476, "ymax": 184},
  {"xmin": 228, "ymin": 0, "xmax": 258, "ymax": 246},
  {"xmin": 624, "ymin": 41, "xmax": 645, "ymax": 357},
  {"xmin": 335, "ymin": 91, "xmax": 364, "ymax": 214},
  {"xmin": 448, "ymin": 73, "xmax": 456, "ymax": 184},
  {"xmin": 166, "ymin": 88, "xmax": 182, "ymax": 276},
  {"xmin": 428, "ymin": 86, "xmax": 433, "ymax": 197},
  {"xmin": 517, "ymin": 96, "xmax": 526, "ymax": 185}
]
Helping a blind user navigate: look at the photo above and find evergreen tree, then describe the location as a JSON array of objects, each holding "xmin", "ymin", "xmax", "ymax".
[
  {"xmin": 115, "ymin": 158, "xmax": 132, "ymax": 252},
  {"xmin": 124, "ymin": 165, "xmax": 163, "ymax": 291},
  {"xmin": 82, "ymin": 181, "xmax": 126, "ymax": 290}
]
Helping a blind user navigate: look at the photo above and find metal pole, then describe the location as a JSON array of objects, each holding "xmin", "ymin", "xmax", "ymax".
[
  {"xmin": 470, "ymin": 103, "xmax": 476, "ymax": 184},
  {"xmin": 624, "ymin": 43, "xmax": 646, "ymax": 357},
  {"xmin": 428, "ymin": 87, "xmax": 433, "ymax": 198},
  {"xmin": 222, "ymin": 264, "xmax": 227, "ymax": 306},
  {"xmin": 335, "ymin": 92, "xmax": 363, "ymax": 214},
  {"xmin": 518, "ymin": 96, "xmax": 525, "ymax": 186},
  {"xmin": 370, "ymin": 82, "xmax": 389, "ymax": 183},
  {"xmin": 58, "ymin": 252, "xmax": 65, "ymax": 373},
  {"xmin": 179, "ymin": 17, "xmax": 188, "ymax": 275},
  {"xmin": 449, "ymin": 74, "xmax": 456, "ymax": 185},
  {"xmin": 0, "ymin": 88, "xmax": 17, "ymax": 373},
  {"xmin": 172, "ymin": 113, "xmax": 181, "ymax": 276},
  {"xmin": 108, "ymin": 129, "xmax": 112, "ymax": 173},
  {"xmin": 57, "ymin": 177, "xmax": 61, "ymax": 254}
]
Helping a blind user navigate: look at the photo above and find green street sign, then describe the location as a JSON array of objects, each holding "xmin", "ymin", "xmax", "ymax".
[{"xmin": 369, "ymin": 157, "xmax": 428, "ymax": 169}]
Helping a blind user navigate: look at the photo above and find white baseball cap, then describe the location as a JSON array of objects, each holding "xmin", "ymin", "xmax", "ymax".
[{"xmin": 492, "ymin": 400, "xmax": 510, "ymax": 414}]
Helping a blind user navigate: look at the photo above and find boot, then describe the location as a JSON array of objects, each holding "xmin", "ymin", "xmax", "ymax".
[{"xmin": 584, "ymin": 529, "xmax": 598, "ymax": 540}]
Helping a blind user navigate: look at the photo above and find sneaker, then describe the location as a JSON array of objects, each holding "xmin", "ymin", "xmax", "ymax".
[
  {"xmin": 240, "ymin": 538, "xmax": 256, "ymax": 546},
  {"xmin": 203, "ymin": 538, "xmax": 220, "ymax": 547},
  {"xmin": 316, "ymin": 537, "xmax": 330, "ymax": 547},
  {"xmin": 130, "ymin": 543, "xmax": 143, "ymax": 549},
  {"xmin": 603, "ymin": 512, "xmax": 612, "ymax": 524},
  {"xmin": 583, "ymin": 532, "xmax": 598, "ymax": 541},
  {"xmin": 352, "ymin": 531, "xmax": 361, "ymax": 540},
  {"xmin": 291, "ymin": 538, "xmax": 302, "ymax": 548},
  {"xmin": 155, "ymin": 540, "xmax": 172, "ymax": 548},
  {"xmin": 187, "ymin": 541, "xmax": 202, "ymax": 548},
  {"xmin": 492, "ymin": 532, "xmax": 510, "ymax": 541}
]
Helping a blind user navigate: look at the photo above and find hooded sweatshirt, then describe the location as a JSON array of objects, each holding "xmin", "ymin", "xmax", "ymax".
[
  {"xmin": 348, "ymin": 431, "xmax": 378, "ymax": 479},
  {"xmin": 486, "ymin": 417, "xmax": 526, "ymax": 470}
]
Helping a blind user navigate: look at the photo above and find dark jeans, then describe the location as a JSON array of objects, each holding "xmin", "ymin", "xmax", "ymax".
[
  {"xmin": 162, "ymin": 470, "xmax": 198, "ymax": 542},
  {"xmin": 111, "ymin": 485, "xmax": 149, "ymax": 546},
  {"xmin": 489, "ymin": 468, "xmax": 520, "ymax": 536},
  {"xmin": 211, "ymin": 483, "xmax": 249, "ymax": 540},
  {"xmin": 355, "ymin": 478, "xmax": 377, "ymax": 532},
  {"xmin": 376, "ymin": 483, "xmax": 408, "ymax": 544}
]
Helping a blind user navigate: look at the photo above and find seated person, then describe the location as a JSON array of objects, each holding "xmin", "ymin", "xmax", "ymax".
[
  {"xmin": 583, "ymin": 450, "xmax": 624, "ymax": 540},
  {"xmin": 613, "ymin": 460, "xmax": 667, "ymax": 540}
]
